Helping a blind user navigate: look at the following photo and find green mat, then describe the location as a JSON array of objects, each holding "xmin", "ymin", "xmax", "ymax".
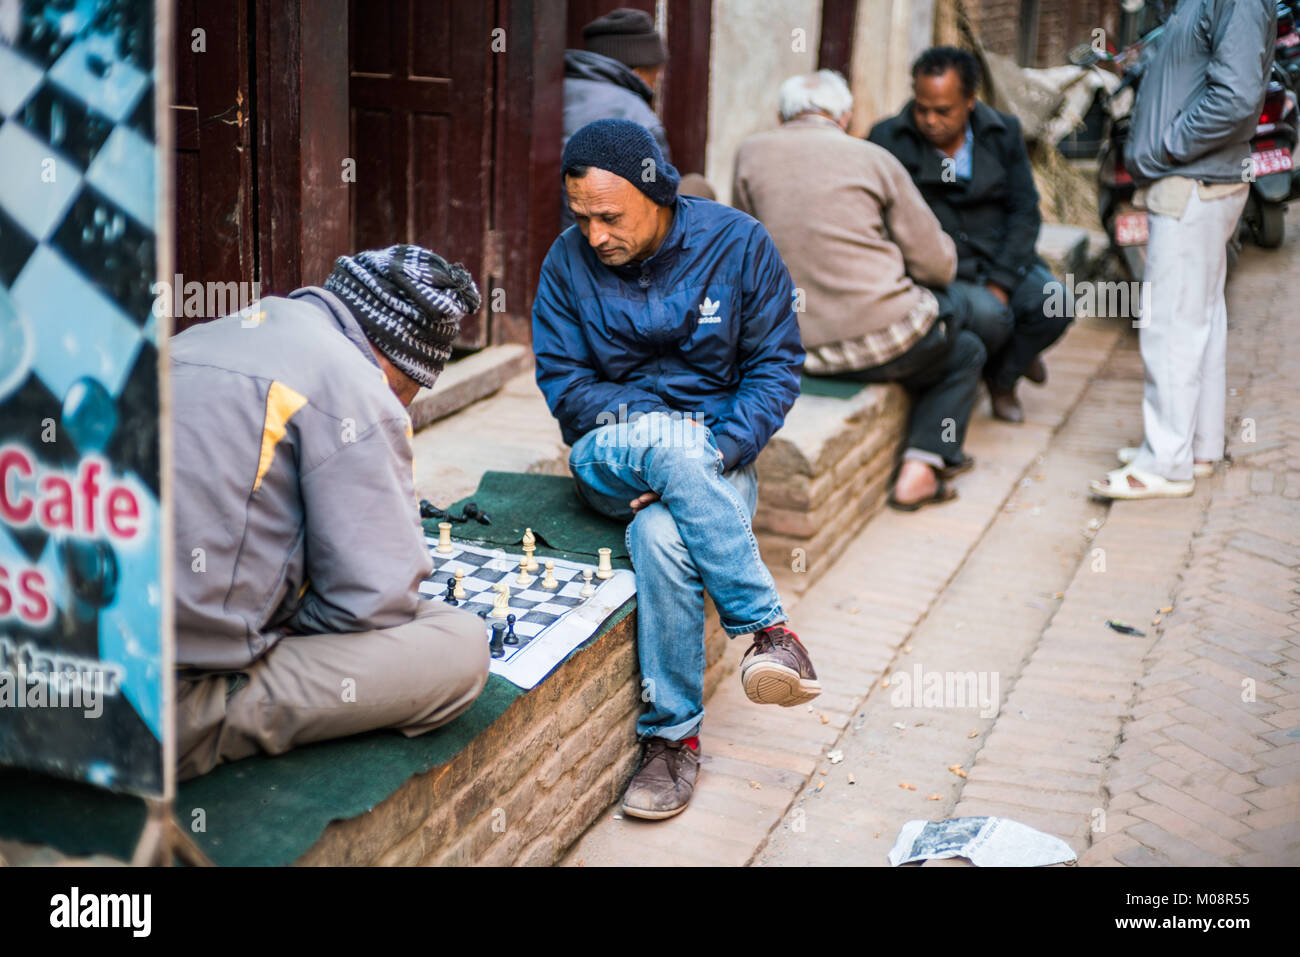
[
  {"xmin": 0, "ymin": 471, "xmax": 639, "ymax": 865},
  {"xmin": 436, "ymin": 470, "xmax": 634, "ymax": 563},
  {"xmin": 800, "ymin": 373, "xmax": 869, "ymax": 400}
]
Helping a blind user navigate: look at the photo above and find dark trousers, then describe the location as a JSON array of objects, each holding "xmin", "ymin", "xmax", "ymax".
[
  {"xmin": 829, "ymin": 295, "xmax": 986, "ymax": 468},
  {"xmin": 948, "ymin": 264, "xmax": 1073, "ymax": 391}
]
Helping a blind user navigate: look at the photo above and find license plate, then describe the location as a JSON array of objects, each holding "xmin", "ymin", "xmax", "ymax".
[
  {"xmin": 1253, "ymin": 147, "xmax": 1294, "ymax": 176},
  {"xmin": 1115, "ymin": 211, "xmax": 1149, "ymax": 246},
  {"xmin": 1280, "ymin": 31, "xmax": 1300, "ymax": 48}
]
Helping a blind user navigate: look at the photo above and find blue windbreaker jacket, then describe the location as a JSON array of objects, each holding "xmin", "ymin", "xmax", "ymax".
[{"xmin": 532, "ymin": 195, "xmax": 805, "ymax": 471}]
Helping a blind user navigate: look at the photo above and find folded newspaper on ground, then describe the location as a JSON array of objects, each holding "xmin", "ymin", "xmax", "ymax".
[{"xmin": 888, "ymin": 817, "xmax": 1078, "ymax": 867}]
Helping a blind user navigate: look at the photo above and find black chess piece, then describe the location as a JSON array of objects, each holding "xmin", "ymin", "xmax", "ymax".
[
  {"xmin": 443, "ymin": 581, "xmax": 458, "ymax": 605},
  {"xmin": 460, "ymin": 502, "xmax": 492, "ymax": 526},
  {"xmin": 489, "ymin": 622, "xmax": 506, "ymax": 658},
  {"xmin": 504, "ymin": 613, "xmax": 519, "ymax": 645}
]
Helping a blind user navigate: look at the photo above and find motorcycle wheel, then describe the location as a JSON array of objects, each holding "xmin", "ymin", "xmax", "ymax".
[{"xmin": 1256, "ymin": 202, "xmax": 1285, "ymax": 248}]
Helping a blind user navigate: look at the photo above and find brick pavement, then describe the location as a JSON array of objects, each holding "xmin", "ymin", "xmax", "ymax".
[{"xmin": 1079, "ymin": 225, "xmax": 1300, "ymax": 867}]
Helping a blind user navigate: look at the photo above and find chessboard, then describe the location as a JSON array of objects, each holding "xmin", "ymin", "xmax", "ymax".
[{"xmin": 418, "ymin": 538, "xmax": 636, "ymax": 689}]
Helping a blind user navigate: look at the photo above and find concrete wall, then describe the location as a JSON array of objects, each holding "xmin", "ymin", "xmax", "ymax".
[
  {"xmin": 704, "ymin": 0, "xmax": 822, "ymax": 205},
  {"xmin": 704, "ymin": 0, "xmax": 936, "ymax": 196},
  {"xmin": 848, "ymin": 0, "xmax": 935, "ymax": 135}
]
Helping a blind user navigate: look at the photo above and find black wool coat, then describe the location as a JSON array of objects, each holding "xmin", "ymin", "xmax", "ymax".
[{"xmin": 867, "ymin": 100, "xmax": 1045, "ymax": 293}]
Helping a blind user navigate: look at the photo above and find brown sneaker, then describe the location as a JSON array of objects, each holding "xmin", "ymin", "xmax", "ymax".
[
  {"xmin": 621, "ymin": 738, "xmax": 700, "ymax": 820},
  {"xmin": 740, "ymin": 624, "xmax": 822, "ymax": 707}
]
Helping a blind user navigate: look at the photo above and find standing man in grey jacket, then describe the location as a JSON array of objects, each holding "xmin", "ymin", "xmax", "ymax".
[
  {"xmin": 172, "ymin": 245, "xmax": 488, "ymax": 780},
  {"xmin": 560, "ymin": 8, "xmax": 670, "ymax": 231},
  {"xmin": 1092, "ymin": 0, "xmax": 1275, "ymax": 499}
]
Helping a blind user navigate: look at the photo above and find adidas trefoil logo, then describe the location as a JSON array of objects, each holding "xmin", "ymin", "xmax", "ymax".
[{"xmin": 698, "ymin": 296, "xmax": 723, "ymax": 324}]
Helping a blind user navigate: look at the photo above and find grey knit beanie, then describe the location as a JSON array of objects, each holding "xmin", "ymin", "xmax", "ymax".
[
  {"xmin": 325, "ymin": 245, "xmax": 481, "ymax": 388},
  {"xmin": 583, "ymin": 8, "xmax": 666, "ymax": 68}
]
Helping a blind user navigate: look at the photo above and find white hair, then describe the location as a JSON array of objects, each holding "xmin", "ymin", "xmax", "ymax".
[{"xmin": 778, "ymin": 70, "xmax": 853, "ymax": 123}]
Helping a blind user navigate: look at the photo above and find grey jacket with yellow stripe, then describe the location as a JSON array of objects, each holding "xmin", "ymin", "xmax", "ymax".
[{"xmin": 171, "ymin": 287, "xmax": 432, "ymax": 670}]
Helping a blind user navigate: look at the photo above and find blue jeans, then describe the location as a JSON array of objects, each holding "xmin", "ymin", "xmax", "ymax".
[
  {"xmin": 568, "ymin": 412, "xmax": 785, "ymax": 741},
  {"xmin": 948, "ymin": 264, "xmax": 1073, "ymax": 391}
]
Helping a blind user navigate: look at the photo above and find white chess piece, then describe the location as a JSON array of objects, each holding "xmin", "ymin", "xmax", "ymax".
[
  {"xmin": 452, "ymin": 568, "xmax": 466, "ymax": 599},
  {"xmin": 490, "ymin": 581, "xmax": 511, "ymax": 618},
  {"xmin": 540, "ymin": 559, "xmax": 559, "ymax": 590},
  {"xmin": 580, "ymin": 569, "xmax": 596, "ymax": 598},
  {"xmin": 596, "ymin": 547, "xmax": 613, "ymax": 580},
  {"xmin": 436, "ymin": 522, "xmax": 453, "ymax": 554},
  {"xmin": 515, "ymin": 556, "xmax": 534, "ymax": 587},
  {"xmin": 522, "ymin": 527, "xmax": 539, "ymax": 572}
]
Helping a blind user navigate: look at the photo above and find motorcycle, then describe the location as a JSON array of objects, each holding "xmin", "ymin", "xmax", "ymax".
[{"xmin": 1242, "ymin": 64, "xmax": 1300, "ymax": 249}]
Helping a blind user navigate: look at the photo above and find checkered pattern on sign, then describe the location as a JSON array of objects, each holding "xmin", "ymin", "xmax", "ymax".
[{"xmin": 0, "ymin": 3, "xmax": 163, "ymax": 795}]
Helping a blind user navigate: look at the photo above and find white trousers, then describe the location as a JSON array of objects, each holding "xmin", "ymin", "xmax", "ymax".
[{"xmin": 1133, "ymin": 187, "xmax": 1249, "ymax": 482}]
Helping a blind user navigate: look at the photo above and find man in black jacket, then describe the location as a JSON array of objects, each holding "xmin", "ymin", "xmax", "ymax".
[{"xmin": 869, "ymin": 47, "xmax": 1072, "ymax": 423}]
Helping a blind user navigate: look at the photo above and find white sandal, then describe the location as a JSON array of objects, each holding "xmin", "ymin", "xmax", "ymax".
[
  {"xmin": 1091, "ymin": 463, "xmax": 1194, "ymax": 500},
  {"xmin": 1118, "ymin": 447, "xmax": 1213, "ymax": 479}
]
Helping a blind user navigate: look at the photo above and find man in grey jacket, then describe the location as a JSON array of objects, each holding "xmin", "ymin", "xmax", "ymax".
[
  {"xmin": 172, "ymin": 245, "xmax": 489, "ymax": 779},
  {"xmin": 560, "ymin": 8, "xmax": 670, "ymax": 230},
  {"xmin": 1092, "ymin": 0, "xmax": 1275, "ymax": 499}
]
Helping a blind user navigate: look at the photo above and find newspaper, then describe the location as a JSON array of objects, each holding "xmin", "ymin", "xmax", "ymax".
[{"xmin": 888, "ymin": 817, "xmax": 1078, "ymax": 867}]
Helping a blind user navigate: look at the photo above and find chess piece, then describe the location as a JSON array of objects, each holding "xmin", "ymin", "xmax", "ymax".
[
  {"xmin": 504, "ymin": 613, "xmax": 519, "ymax": 645},
  {"xmin": 436, "ymin": 521, "xmax": 453, "ymax": 554},
  {"xmin": 540, "ymin": 559, "xmax": 558, "ymax": 590},
  {"xmin": 522, "ymin": 527, "xmax": 538, "ymax": 571},
  {"xmin": 596, "ymin": 547, "xmax": 613, "ymax": 580},
  {"xmin": 490, "ymin": 581, "xmax": 511, "ymax": 618},
  {"xmin": 489, "ymin": 622, "xmax": 506, "ymax": 658},
  {"xmin": 443, "ymin": 581, "xmax": 458, "ymax": 605},
  {"xmin": 515, "ymin": 557, "xmax": 534, "ymax": 587},
  {"xmin": 580, "ymin": 569, "xmax": 596, "ymax": 599},
  {"xmin": 452, "ymin": 568, "xmax": 466, "ymax": 599}
]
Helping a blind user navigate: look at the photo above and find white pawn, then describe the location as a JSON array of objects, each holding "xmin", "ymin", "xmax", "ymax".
[
  {"xmin": 579, "ymin": 569, "xmax": 596, "ymax": 599},
  {"xmin": 540, "ymin": 559, "xmax": 559, "ymax": 590},
  {"xmin": 452, "ymin": 568, "xmax": 466, "ymax": 599},
  {"xmin": 515, "ymin": 556, "xmax": 534, "ymax": 587}
]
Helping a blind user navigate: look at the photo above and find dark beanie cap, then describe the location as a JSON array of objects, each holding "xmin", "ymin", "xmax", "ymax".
[
  {"xmin": 562, "ymin": 118, "xmax": 680, "ymax": 207},
  {"xmin": 583, "ymin": 8, "xmax": 667, "ymax": 68}
]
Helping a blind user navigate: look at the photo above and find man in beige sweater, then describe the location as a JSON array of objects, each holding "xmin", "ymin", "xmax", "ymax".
[{"xmin": 733, "ymin": 70, "xmax": 984, "ymax": 509}]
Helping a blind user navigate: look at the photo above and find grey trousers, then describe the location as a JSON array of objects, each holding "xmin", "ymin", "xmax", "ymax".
[
  {"xmin": 177, "ymin": 599, "xmax": 490, "ymax": 780},
  {"xmin": 1133, "ymin": 186, "xmax": 1250, "ymax": 482}
]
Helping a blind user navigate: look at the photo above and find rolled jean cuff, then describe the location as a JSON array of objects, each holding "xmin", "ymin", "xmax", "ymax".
[
  {"xmin": 902, "ymin": 447, "xmax": 945, "ymax": 470},
  {"xmin": 722, "ymin": 606, "xmax": 786, "ymax": 638},
  {"xmin": 639, "ymin": 715, "xmax": 703, "ymax": 742}
]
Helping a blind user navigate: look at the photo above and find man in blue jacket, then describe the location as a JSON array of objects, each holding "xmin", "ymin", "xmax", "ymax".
[{"xmin": 533, "ymin": 119, "xmax": 820, "ymax": 820}]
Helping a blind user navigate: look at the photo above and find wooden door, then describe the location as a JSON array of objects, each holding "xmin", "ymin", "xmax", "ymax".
[
  {"xmin": 171, "ymin": 0, "xmax": 255, "ymax": 333},
  {"xmin": 349, "ymin": 0, "xmax": 492, "ymax": 348}
]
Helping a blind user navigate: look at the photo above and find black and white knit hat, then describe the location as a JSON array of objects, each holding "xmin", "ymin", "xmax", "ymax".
[{"xmin": 324, "ymin": 245, "xmax": 481, "ymax": 388}]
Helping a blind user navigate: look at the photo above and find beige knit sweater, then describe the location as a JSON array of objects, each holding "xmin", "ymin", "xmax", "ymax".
[{"xmin": 732, "ymin": 114, "xmax": 957, "ymax": 352}]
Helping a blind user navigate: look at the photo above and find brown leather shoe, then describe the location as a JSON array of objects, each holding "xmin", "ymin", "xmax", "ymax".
[
  {"xmin": 740, "ymin": 624, "xmax": 822, "ymax": 707},
  {"xmin": 988, "ymin": 385, "xmax": 1024, "ymax": 423},
  {"xmin": 1025, "ymin": 355, "xmax": 1048, "ymax": 385},
  {"xmin": 621, "ymin": 738, "xmax": 700, "ymax": 820}
]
